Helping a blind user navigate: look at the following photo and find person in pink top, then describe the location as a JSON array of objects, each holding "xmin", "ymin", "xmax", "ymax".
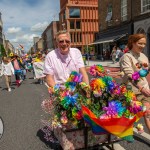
[{"xmin": 43, "ymin": 30, "xmax": 89, "ymax": 87}]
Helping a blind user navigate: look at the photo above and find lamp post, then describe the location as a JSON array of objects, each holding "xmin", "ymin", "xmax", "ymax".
[{"xmin": 85, "ymin": 35, "xmax": 89, "ymax": 66}]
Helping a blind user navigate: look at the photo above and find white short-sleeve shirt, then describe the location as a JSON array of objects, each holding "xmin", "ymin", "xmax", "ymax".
[{"xmin": 43, "ymin": 48, "xmax": 84, "ymax": 84}]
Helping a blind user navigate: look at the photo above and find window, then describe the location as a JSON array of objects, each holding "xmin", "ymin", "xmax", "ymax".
[
  {"xmin": 141, "ymin": 0, "xmax": 150, "ymax": 13},
  {"xmin": 106, "ymin": 4, "xmax": 112, "ymax": 22},
  {"xmin": 76, "ymin": 21, "xmax": 81, "ymax": 29},
  {"xmin": 69, "ymin": 8, "xmax": 80, "ymax": 18},
  {"xmin": 121, "ymin": 0, "xmax": 127, "ymax": 21},
  {"xmin": 70, "ymin": 21, "xmax": 75, "ymax": 29}
]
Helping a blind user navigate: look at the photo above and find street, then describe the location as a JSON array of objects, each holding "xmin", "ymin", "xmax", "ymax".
[{"xmin": 0, "ymin": 70, "xmax": 150, "ymax": 150}]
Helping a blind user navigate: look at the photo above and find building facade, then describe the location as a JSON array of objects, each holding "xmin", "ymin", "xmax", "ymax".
[
  {"xmin": 96, "ymin": 0, "xmax": 150, "ymax": 59},
  {"xmin": 133, "ymin": 0, "xmax": 150, "ymax": 57},
  {"xmin": 0, "ymin": 12, "xmax": 3, "ymax": 45},
  {"xmin": 4, "ymin": 40, "xmax": 15, "ymax": 55},
  {"xmin": 59, "ymin": 0, "xmax": 99, "ymax": 53},
  {"xmin": 42, "ymin": 21, "xmax": 60, "ymax": 52}
]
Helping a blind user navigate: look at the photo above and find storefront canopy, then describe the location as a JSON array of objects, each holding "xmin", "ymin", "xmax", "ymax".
[{"xmin": 89, "ymin": 34, "xmax": 127, "ymax": 45}]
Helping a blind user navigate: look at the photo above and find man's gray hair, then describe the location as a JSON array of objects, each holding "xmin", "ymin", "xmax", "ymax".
[{"xmin": 55, "ymin": 30, "xmax": 71, "ymax": 42}]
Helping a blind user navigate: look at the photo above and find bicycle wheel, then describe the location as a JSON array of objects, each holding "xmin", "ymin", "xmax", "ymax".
[{"xmin": 0, "ymin": 117, "xmax": 4, "ymax": 139}]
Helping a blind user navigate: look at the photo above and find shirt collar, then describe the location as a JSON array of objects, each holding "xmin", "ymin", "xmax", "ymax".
[{"xmin": 130, "ymin": 50, "xmax": 140, "ymax": 59}]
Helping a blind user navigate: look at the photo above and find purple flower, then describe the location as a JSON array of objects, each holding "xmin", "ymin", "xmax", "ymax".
[{"xmin": 132, "ymin": 72, "xmax": 140, "ymax": 80}]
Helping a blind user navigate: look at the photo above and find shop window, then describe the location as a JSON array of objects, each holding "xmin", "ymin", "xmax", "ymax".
[
  {"xmin": 141, "ymin": 0, "xmax": 150, "ymax": 13},
  {"xmin": 121, "ymin": 0, "xmax": 127, "ymax": 21},
  {"xmin": 69, "ymin": 8, "xmax": 80, "ymax": 18}
]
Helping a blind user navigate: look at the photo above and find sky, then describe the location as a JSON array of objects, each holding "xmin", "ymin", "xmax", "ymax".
[{"xmin": 0, "ymin": 0, "xmax": 60, "ymax": 52}]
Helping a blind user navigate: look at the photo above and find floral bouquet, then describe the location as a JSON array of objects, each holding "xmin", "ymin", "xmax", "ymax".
[
  {"xmin": 80, "ymin": 64, "xmax": 145, "ymax": 142},
  {"xmin": 41, "ymin": 71, "xmax": 87, "ymax": 130},
  {"xmin": 41, "ymin": 64, "xmax": 146, "ymax": 142}
]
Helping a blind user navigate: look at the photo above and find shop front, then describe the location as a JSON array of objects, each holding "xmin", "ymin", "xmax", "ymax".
[{"xmin": 90, "ymin": 23, "xmax": 133, "ymax": 60}]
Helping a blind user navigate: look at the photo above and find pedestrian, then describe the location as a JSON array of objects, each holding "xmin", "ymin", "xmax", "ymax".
[
  {"xmin": 43, "ymin": 30, "xmax": 89, "ymax": 87},
  {"xmin": 118, "ymin": 49, "xmax": 124, "ymax": 59},
  {"xmin": 32, "ymin": 52, "xmax": 45, "ymax": 84},
  {"xmin": 43, "ymin": 30, "xmax": 89, "ymax": 149},
  {"xmin": 115, "ymin": 47, "xmax": 121, "ymax": 62},
  {"xmin": 110, "ymin": 46, "xmax": 117, "ymax": 63},
  {"xmin": 0, "ymin": 57, "xmax": 14, "ymax": 91},
  {"xmin": 123, "ymin": 45, "xmax": 129, "ymax": 53},
  {"xmin": 11, "ymin": 54, "xmax": 25, "ymax": 87},
  {"xmin": 119, "ymin": 33, "xmax": 150, "ymax": 133}
]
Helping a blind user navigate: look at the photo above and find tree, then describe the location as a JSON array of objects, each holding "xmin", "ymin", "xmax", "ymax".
[
  {"xmin": 7, "ymin": 49, "xmax": 11, "ymax": 56},
  {"xmin": 83, "ymin": 45, "xmax": 94, "ymax": 54},
  {"xmin": 0, "ymin": 44, "xmax": 7, "ymax": 57}
]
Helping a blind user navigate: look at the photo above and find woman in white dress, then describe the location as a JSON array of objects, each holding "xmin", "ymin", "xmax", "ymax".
[{"xmin": 0, "ymin": 57, "xmax": 14, "ymax": 91}]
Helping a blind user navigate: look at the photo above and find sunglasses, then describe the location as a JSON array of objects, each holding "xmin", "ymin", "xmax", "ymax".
[{"xmin": 58, "ymin": 40, "xmax": 70, "ymax": 44}]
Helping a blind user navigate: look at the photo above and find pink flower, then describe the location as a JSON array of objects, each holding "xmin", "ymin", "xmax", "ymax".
[{"xmin": 132, "ymin": 72, "xmax": 140, "ymax": 80}]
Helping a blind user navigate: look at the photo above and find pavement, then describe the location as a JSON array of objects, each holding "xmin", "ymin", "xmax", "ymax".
[{"xmin": 86, "ymin": 60, "xmax": 120, "ymax": 68}]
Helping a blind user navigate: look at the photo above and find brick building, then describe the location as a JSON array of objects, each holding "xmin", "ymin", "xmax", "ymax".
[
  {"xmin": 94, "ymin": 0, "xmax": 150, "ymax": 60},
  {"xmin": 0, "ymin": 12, "xmax": 3, "ymax": 45},
  {"xmin": 59, "ymin": 0, "xmax": 98, "ymax": 53},
  {"xmin": 42, "ymin": 21, "xmax": 60, "ymax": 52}
]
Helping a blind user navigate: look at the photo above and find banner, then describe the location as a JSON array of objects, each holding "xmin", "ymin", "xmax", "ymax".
[{"xmin": 33, "ymin": 62, "xmax": 46, "ymax": 79}]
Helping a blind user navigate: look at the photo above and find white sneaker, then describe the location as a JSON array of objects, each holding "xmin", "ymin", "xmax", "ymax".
[{"xmin": 8, "ymin": 88, "xmax": 11, "ymax": 92}]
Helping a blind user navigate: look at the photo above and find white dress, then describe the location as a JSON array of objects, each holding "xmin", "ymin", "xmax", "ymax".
[{"xmin": 1, "ymin": 62, "xmax": 14, "ymax": 76}]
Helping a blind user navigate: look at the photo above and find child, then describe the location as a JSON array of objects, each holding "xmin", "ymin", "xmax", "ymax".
[{"xmin": 0, "ymin": 57, "xmax": 14, "ymax": 91}]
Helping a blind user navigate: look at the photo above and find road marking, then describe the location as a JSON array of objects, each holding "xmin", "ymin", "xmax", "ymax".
[
  {"xmin": 134, "ymin": 128, "xmax": 150, "ymax": 140},
  {"xmin": 103, "ymin": 143, "xmax": 126, "ymax": 150},
  {"xmin": 0, "ymin": 117, "xmax": 4, "ymax": 139}
]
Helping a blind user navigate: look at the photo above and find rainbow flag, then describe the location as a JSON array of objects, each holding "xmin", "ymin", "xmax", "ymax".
[
  {"xmin": 82, "ymin": 105, "xmax": 144, "ymax": 142},
  {"xmin": 82, "ymin": 106, "xmax": 107, "ymax": 135}
]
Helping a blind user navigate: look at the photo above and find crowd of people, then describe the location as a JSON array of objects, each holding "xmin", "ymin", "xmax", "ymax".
[
  {"xmin": 110, "ymin": 45, "xmax": 129, "ymax": 64},
  {"xmin": 0, "ymin": 52, "xmax": 46, "ymax": 92}
]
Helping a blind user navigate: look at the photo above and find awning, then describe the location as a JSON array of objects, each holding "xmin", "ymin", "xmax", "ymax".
[{"xmin": 89, "ymin": 34, "xmax": 127, "ymax": 45}]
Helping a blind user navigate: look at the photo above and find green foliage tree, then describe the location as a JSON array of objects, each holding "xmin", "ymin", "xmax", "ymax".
[
  {"xmin": 83, "ymin": 45, "xmax": 94, "ymax": 54},
  {"xmin": 0, "ymin": 44, "xmax": 7, "ymax": 57},
  {"xmin": 7, "ymin": 49, "xmax": 11, "ymax": 56}
]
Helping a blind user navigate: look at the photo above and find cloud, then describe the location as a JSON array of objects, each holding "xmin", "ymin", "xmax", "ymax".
[
  {"xmin": 7, "ymin": 27, "xmax": 21, "ymax": 34},
  {"xmin": 0, "ymin": 0, "xmax": 60, "ymax": 52},
  {"xmin": 11, "ymin": 33, "xmax": 39, "ymax": 44},
  {"xmin": 30, "ymin": 22, "xmax": 49, "ymax": 32}
]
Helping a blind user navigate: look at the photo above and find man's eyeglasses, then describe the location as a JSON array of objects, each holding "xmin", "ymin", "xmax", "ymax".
[{"xmin": 58, "ymin": 40, "xmax": 70, "ymax": 44}]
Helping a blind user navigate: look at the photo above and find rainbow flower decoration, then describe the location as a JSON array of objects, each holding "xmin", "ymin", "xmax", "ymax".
[
  {"xmin": 42, "ymin": 64, "xmax": 145, "ymax": 142},
  {"xmin": 89, "ymin": 64, "xmax": 105, "ymax": 77},
  {"xmin": 132, "ymin": 62, "xmax": 149, "ymax": 81}
]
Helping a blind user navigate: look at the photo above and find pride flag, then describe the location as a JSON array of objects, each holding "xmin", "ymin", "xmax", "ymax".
[{"xmin": 82, "ymin": 105, "xmax": 144, "ymax": 142}]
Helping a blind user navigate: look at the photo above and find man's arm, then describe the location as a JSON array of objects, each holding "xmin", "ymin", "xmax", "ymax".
[
  {"xmin": 79, "ymin": 67, "xmax": 89, "ymax": 85},
  {"xmin": 45, "ymin": 74, "xmax": 56, "ymax": 87}
]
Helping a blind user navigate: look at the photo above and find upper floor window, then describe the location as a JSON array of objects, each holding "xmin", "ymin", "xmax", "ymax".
[
  {"xmin": 106, "ymin": 4, "xmax": 112, "ymax": 22},
  {"xmin": 141, "ymin": 0, "xmax": 150, "ymax": 13},
  {"xmin": 70, "ymin": 21, "xmax": 75, "ymax": 29},
  {"xmin": 69, "ymin": 8, "xmax": 80, "ymax": 18},
  {"xmin": 76, "ymin": 21, "xmax": 81, "ymax": 29},
  {"xmin": 121, "ymin": 0, "xmax": 127, "ymax": 21},
  {"xmin": 70, "ymin": 21, "xmax": 81, "ymax": 30}
]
